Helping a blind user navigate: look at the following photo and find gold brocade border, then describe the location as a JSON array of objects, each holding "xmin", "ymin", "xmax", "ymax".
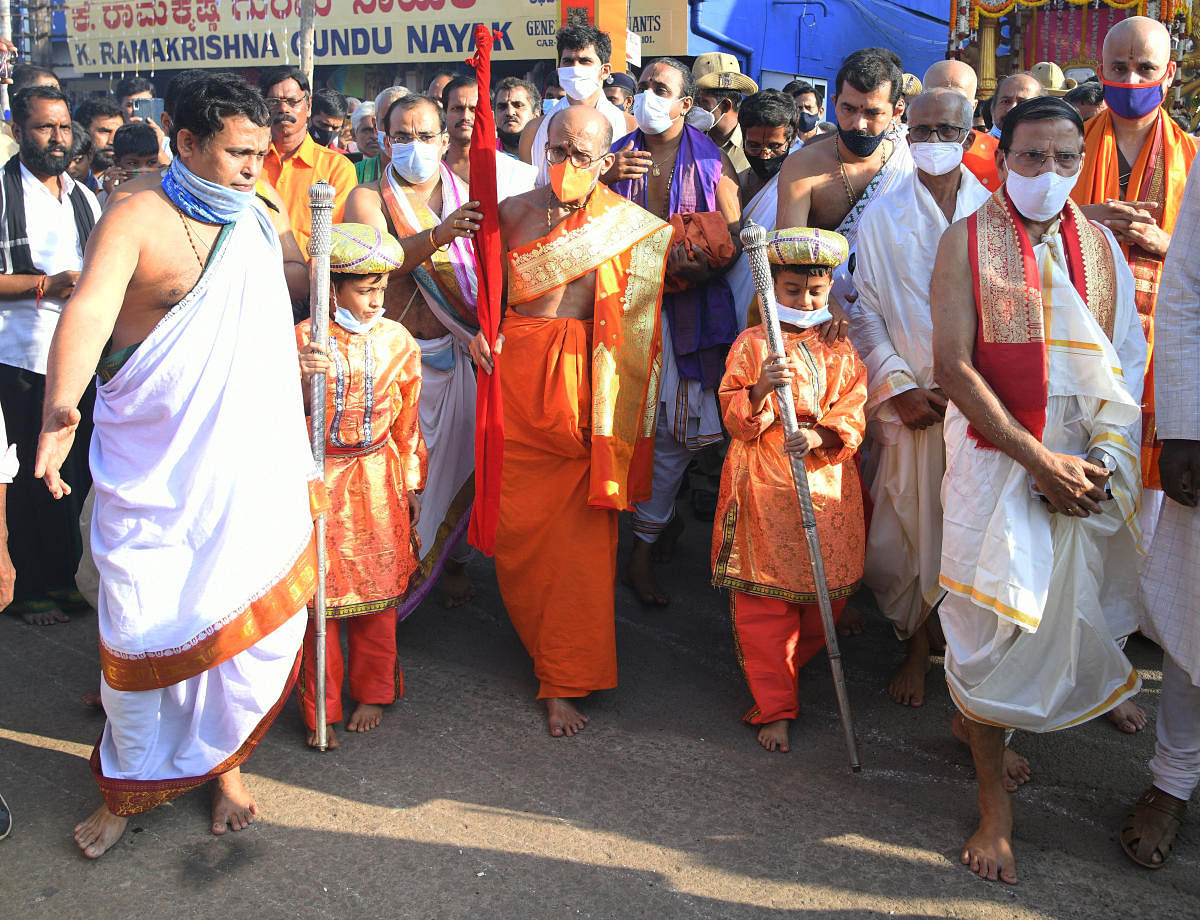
[
  {"xmin": 508, "ymin": 196, "xmax": 668, "ymax": 305},
  {"xmin": 100, "ymin": 537, "xmax": 319, "ymax": 692},
  {"xmin": 91, "ymin": 647, "xmax": 302, "ymax": 817},
  {"xmin": 975, "ymin": 194, "xmax": 1044, "ymax": 345},
  {"xmin": 1069, "ymin": 200, "xmax": 1117, "ymax": 339}
]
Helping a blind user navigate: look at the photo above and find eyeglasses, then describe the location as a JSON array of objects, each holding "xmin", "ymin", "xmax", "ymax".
[
  {"xmin": 545, "ymin": 146, "xmax": 607, "ymax": 169},
  {"xmin": 743, "ymin": 141, "xmax": 790, "ymax": 157},
  {"xmin": 387, "ymin": 131, "xmax": 445, "ymax": 145},
  {"xmin": 1006, "ymin": 150, "xmax": 1083, "ymax": 171},
  {"xmin": 908, "ymin": 124, "xmax": 969, "ymax": 143},
  {"xmin": 266, "ymin": 95, "xmax": 308, "ymax": 111}
]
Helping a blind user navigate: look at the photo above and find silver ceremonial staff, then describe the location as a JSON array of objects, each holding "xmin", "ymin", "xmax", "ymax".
[
  {"xmin": 308, "ymin": 180, "xmax": 335, "ymax": 752},
  {"xmin": 739, "ymin": 220, "xmax": 862, "ymax": 772}
]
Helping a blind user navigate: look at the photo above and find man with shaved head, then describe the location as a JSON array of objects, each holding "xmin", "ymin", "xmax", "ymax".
[
  {"xmin": 853, "ymin": 89, "xmax": 993, "ymax": 709},
  {"xmin": 989, "ymin": 73, "xmax": 1044, "ymax": 138},
  {"xmin": 924, "ymin": 60, "xmax": 1000, "ymax": 191},
  {"xmin": 471, "ymin": 105, "xmax": 672, "ymax": 738},
  {"xmin": 1072, "ymin": 16, "xmax": 1198, "ymax": 737}
]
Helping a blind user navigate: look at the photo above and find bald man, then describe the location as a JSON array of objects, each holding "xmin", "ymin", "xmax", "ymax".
[
  {"xmin": 1071, "ymin": 15, "xmax": 1198, "ymax": 735},
  {"xmin": 988, "ymin": 73, "xmax": 1044, "ymax": 139},
  {"xmin": 924, "ymin": 60, "xmax": 1000, "ymax": 191},
  {"xmin": 472, "ymin": 106, "xmax": 671, "ymax": 738}
]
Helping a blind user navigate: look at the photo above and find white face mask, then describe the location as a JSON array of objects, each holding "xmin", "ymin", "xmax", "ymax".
[
  {"xmin": 557, "ymin": 64, "xmax": 602, "ymax": 102},
  {"xmin": 633, "ymin": 91, "xmax": 681, "ymax": 136},
  {"xmin": 389, "ymin": 139, "xmax": 441, "ymax": 184},
  {"xmin": 1005, "ymin": 168, "xmax": 1078, "ymax": 222},
  {"xmin": 685, "ymin": 104, "xmax": 717, "ymax": 133},
  {"xmin": 335, "ymin": 305, "xmax": 382, "ymax": 335},
  {"xmin": 909, "ymin": 140, "xmax": 964, "ymax": 176},
  {"xmin": 777, "ymin": 304, "xmax": 832, "ymax": 329}
]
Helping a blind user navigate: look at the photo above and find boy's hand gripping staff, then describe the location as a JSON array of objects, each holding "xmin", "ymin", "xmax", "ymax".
[{"xmin": 740, "ymin": 220, "xmax": 862, "ymax": 772}]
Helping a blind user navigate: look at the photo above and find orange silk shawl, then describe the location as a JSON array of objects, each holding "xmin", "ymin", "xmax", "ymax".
[{"xmin": 506, "ymin": 185, "xmax": 673, "ymax": 510}]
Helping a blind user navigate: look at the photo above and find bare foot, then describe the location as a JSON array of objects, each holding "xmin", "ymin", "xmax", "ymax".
[
  {"xmin": 649, "ymin": 513, "xmax": 684, "ymax": 563},
  {"xmin": 1106, "ymin": 699, "xmax": 1148, "ymax": 734},
  {"xmin": 73, "ymin": 804, "xmax": 128, "ymax": 858},
  {"xmin": 545, "ymin": 698, "xmax": 588, "ymax": 737},
  {"xmin": 836, "ymin": 604, "xmax": 866, "ymax": 637},
  {"xmin": 622, "ymin": 543, "xmax": 669, "ymax": 606},
  {"xmin": 441, "ymin": 560, "xmax": 474, "ymax": 608},
  {"xmin": 960, "ymin": 815, "xmax": 1017, "ymax": 882},
  {"xmin": 952, "ymin": 713, "xmax": 1030, "ymax": 793},
  {"xmin": 346, "ymin": 703, "xmax": 384, "ymax": 733},
  {"xmin": 887, "ymin": 631, "xmax": 931, "ymax": 706},
  {"xmin": 757, "ymin": 719, "xmax": 791, "ymax": 753},
  {"xmin": 81, "ymin": 690, "xmax": 103, "ymax": 710},
  {"xmin": 1002, "ymin": 748, "xmax": 1032, "ymax": 793},
  {"xmin": 306, "ymin": 724, "xmax": 339, "ymax": 749},
  {"xmin": 20, "ymin": 605, "xmax": 70, "ymax": 626},
  {"xmin": 211, "ymin": 768, "xmax": 257, "ymax": 835}
]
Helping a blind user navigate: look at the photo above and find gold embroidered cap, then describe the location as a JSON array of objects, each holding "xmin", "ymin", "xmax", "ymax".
[
  {"xmin": 692, "ymin": 52, "xmax": 758, "ymax": 95},
  {"xmin": 322, "ymin": 223, "xmax": 405, "ymax": 274},
  {"xmin": 902, "ymin": 73, "xmax": 923, "ymax": 97},
  {"xmin": 765, "ymin": 227, "xmax": 849, "ymax": 268}
]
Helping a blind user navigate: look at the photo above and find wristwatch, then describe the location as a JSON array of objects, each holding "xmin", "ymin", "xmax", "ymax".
[{"xmin": 1086, "ymin": 448, "xmax": 1118, "ymax": 474}]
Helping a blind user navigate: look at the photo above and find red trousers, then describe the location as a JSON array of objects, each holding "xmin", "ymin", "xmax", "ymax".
[
  {"xmin": 731, "ymin": 591, "xmax": 846, "ymax": 724},
  {"xmin": 299, "ymin": 611, "xmax": 403, "ymax": 730}
]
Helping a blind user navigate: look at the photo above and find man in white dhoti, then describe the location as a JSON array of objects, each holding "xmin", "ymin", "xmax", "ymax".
[
  {"xmin": 931, "ymin": 97, "xmax": 1146, "ymax": 884},
  {"xmin": 853, "ymin": 89, "xmax": 990, "ymax": 706},
  {"xmin": 35, "ymin": 74, "xmax": 318, "ymax": 859},
  {"xmin": 1121, "ymin": 166, "xmax": 1200, "ymax": 869},
  {"xmin": 344, "ymin": 93, "xmax": 484, "ymax": 609}
]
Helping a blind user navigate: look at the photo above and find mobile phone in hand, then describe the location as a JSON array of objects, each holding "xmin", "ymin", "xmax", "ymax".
[{"xmin": 130, "ymin": 97, "xmax": 165, "ymax": 124}]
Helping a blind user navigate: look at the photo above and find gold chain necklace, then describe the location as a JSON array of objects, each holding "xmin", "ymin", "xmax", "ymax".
[
  {"xmin": 175, "ymin": 206, "xmax": 212, "ymax": 267},
  {"xmin": 546, "ymin": 186, "xmax": 591, "ymax": 228},
  {"xmin": 833, "ymin": 138, "xmax": 859, "ymax": 207}
]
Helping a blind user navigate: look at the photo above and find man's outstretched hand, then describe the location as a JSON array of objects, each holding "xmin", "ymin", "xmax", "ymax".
[{"xmin": 34, "ymin": 405, "xmax": 81, "ymax": 499}]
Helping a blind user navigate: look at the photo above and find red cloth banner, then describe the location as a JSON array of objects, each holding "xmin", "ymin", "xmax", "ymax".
[{"xmin": 466, "ymin": 24, "xmax": 505, "ymax": 556}]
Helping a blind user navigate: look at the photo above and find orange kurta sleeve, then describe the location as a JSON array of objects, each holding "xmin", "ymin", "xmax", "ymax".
[
  {"xmin": 811, "ymin": 341, "xmax": 868, "ymax": 469},
  {"xmin": 389, "ymin": 337, "xmax": 427, "ymax": 494},
  {"xmin": 720, "ymin": 331, "xmax": 777, "ymax": 442}
]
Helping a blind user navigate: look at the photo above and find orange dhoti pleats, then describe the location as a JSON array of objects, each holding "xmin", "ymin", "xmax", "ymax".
[
  {"xmin": 494, "ymin": 313, "xmax": 619, "ymax": 700},
  {"xmin": 731, "ymin": 591, "xmax": 846, "ymax": 725},
  {"xmin": 299, "ymin": 612, "xmax": 402, "ymax": 730}
]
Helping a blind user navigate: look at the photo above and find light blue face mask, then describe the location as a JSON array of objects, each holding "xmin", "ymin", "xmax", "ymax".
[
  {"xmin": 776, "ymin": 304, "xmax": 832, "ymax": 329},
  {"xmin": 335, "ymin": 306, "xmax": 382, "ymax": 335}
]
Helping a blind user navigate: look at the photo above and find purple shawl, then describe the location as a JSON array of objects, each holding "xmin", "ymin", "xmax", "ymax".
[{"xmin": 611, "ymin": 124, "xmax": 737, "ymax": 388}]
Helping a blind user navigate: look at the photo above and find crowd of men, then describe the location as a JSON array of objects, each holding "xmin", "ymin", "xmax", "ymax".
[{"xmin": 0, "ymin": 16, "xmax": 1197, "ymax": 891}]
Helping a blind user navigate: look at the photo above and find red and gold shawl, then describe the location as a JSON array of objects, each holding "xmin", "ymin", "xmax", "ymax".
[
  {"xmin": 966, "ymin": 188, "xmax": 1116, "ymax": 450},
  {"xmin": 1071, "ymin": 108, "xmax": 1197, "ymax": 487},
  {"xmin": 507, "ymin": 184, "xmax": 673, "ymax": 509}
]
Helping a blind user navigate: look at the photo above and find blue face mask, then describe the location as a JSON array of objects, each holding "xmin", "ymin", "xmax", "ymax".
[
  {"xmin": 777, "ymin": 304, "xmax": 832, "ymax": 329},
  {"xmin": 335, "ymin": 306, "xmax": 381, "ymax": 335},
  {"xmin": 1102, "ymin": 74, "xmax": 1167, "ymax": 121}
]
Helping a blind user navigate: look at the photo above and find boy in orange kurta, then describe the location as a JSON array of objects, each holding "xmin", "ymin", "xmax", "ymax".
[
  {"xmin": 712, "ymin": 227, "xmax": 867, "ymax": 754},
  {"xmin": 297, "ymin": 224, "xmax": 426, "ymax": 749}
]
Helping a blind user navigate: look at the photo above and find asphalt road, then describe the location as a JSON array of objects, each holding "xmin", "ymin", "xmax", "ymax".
[{"xmin": 0, "ymin": 512, "xmax": 1195, "ymax": 919}]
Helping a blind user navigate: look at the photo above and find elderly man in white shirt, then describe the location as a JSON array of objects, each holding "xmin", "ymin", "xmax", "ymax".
[
  {"xmin": 852, "ymin": 88, "xmax": 990, "ymax": 708},
  {"xmin": 1121, "ymin": 164, "xmax": 1200, "ymax": 870},
  {"xmin": 0, "ymin": 85, "xmax": 100, "ymax": 625}
]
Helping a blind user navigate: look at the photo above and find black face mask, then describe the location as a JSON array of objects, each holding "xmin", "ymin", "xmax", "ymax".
[
  {"xmin": 309, "ymin": 125, "xmax": 338, "ymax": 147},
  {"xmin": 747, "ymin": 154, "xmax": 785, "ymax": 181},
  {"xmin": 838, "ymin": 125, "xmax": 887, "ymax": 158},
  {"xmin": 497, "ymin": 128, "xmax": 523, "ymax": 149},
  {"xmin": 796, "ymin": 111, "xmax": 820, "ymax": 134}
]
